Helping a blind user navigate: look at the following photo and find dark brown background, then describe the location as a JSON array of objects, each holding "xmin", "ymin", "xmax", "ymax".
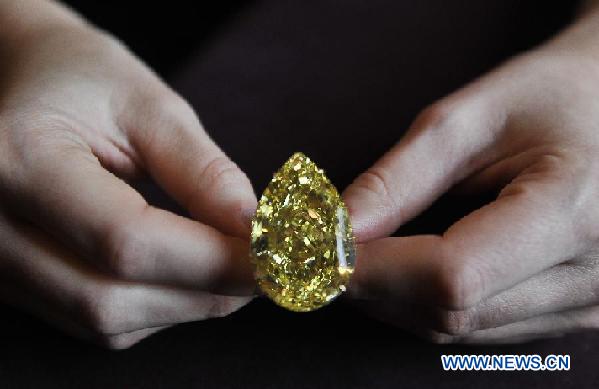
[{"xmin": 1, "ymin": 1, "xmax": 596, "ymax": 388}]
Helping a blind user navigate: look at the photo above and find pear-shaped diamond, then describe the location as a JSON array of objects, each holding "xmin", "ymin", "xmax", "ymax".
[{"xmin": 250, "ymin": 152, "xmax": 356, "ymax": 312}]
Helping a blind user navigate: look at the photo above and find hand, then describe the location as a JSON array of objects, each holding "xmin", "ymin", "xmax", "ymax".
[
  {"xmin": 0, "ymin": 5, "xmax": 256, "ymax": 348},
  {"xmin": 343, "ymin": 10, "xmax": 599, "ymax": 343}
]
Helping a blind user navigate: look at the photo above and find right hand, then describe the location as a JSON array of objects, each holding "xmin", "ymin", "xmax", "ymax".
[{"xmin": 0, "ymin": 9, "xmax": 257, "ymax": 348}]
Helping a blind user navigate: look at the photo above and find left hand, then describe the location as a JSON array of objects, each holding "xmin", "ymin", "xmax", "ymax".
[
  {"xmin": 0, "ymin": 4, "xmax": 257, "ymax": 348},
  {"xmin": 343, "ymin": 11, "xmax": 599, "ymax": 343}
]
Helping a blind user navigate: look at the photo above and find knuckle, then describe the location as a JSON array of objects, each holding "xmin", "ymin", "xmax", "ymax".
[
  {"xmin": 103, "ymin": 220, "xmax": 149, "ymax": 280},
  {"xmin": 535, "ymin": 152, "xmax": 565, "ymax": 172},
  {"xmin": 438, "ymin": 309, "xmax": 474, "ymax": 336},
  {"xmin": 413, "ymin": 102, "xmax": 452, "ymax": 129},
  {"xmin": 426, "ymin": 330, "xmax": 455, "ymax": 345},
  {"xmin": 198, "ymin": 156, "xmax": 248, "ymax": 193},
  {"xmin": 155, "ymin": 93, "xmax": 200, "ymax": 131},
  {"xmin": 520, "ymin": 150, "xmax": 569, "ymax": 183},
  {"xmin": 101, "ymin": 337, "xmax": 130, "ymax": 350},
  {"xmin": 101, "ymin": 334, "xmax": 139, "ymax": 350},
  {"xmin": 577, "ymin": 307, "xmax": 599, "ymax": 329},
  {"xmin": 208, "ymin": 297, "xmax": 232, "ymax": 318},
  {"xmin": 412, "ymin": 101, "xmax": 468, "ymax": 133},
  {"xmin": 79, "ymin": 285, "xmax": 123, "ymax": 336},
  {"xmin": 208, "ymin": 296, "xmax": 251, "ymax": 318},
  {"xmin": 435, "ymin": 245, "xmax": 485, "ymax": 310},
  {"xmin": 498, "ymin": 180, "xmax": 545, "ymax": 206},
  {"xmin": 508, "ymin": 148, "xmax": 569, "ymax": 187},
  {"xmin": 132, "ymin": 91, "xmax": 201, "ymax": 147},
  {"xmin": 348, "ymin": 167, "xmax": 400, "ymax": 218}
]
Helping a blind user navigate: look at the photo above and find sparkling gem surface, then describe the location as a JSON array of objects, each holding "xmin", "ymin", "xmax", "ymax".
[{"xmin": 250, "ymin": 152, "xmax": 356, "ymax": 312}]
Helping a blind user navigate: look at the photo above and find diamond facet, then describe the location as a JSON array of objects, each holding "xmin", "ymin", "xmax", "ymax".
[{"xmin": 250, "ymin": 152, "xmax": 356, "ymax": 312}]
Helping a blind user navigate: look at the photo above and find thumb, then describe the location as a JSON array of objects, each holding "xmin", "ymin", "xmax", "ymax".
[
  {"xmin": 123, "ymin": 92, "xmax": 257, "ymax": 238},
  {"xmin": 343, "ymin": 99, "xmax": 505, "ymax": 242}
]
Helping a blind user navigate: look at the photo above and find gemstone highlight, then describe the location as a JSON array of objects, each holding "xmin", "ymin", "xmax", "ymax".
[{"xmin": 250, "ymin": 152, "xmax": 356, "ymax": 312}]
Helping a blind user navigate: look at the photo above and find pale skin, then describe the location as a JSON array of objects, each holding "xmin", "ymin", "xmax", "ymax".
[
  {"xmin": 1, "ymin": 0, "xmax": 599, "ymax": 349},
  {"xmin": 344, "ymin": 1, "xmax": 599, "ymax": 343},
  {"xmin": 0, "ymin": 0, "xmax": 258, "ymax": 348}
]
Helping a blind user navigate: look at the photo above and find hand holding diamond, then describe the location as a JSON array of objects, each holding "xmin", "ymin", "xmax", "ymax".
[
  {"xmin": 0, "ymin": 1, "xmax": 256, "ymax": 348},
  {"xmin": 343, "ymin": 7, "xmax": 599, "ymax": 343}
]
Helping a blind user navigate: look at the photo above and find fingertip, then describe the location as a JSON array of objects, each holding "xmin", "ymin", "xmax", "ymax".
[
  {"xmin": 215, "ymin": 235, "xmax": 257, "ymax": 296},
  {"xmin": 347, "ymin": 207, "xmax": 377, "ymax": 243},
  {"xmin": 194, "ymin": 176, "xmax": 257, "ymax": 239},
  {"xmin": 343, "ymin": 189, "xmax": 392, "ymax": 242},
  {"xmin": 224, "ymin": 295, "xmax": 256, "ymax": 315}
]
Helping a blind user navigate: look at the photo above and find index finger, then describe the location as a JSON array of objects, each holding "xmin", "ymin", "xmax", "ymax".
[
  {"xmin": 350, "ymin": 166, "xmax": 585, "ymax": 309},
  {"xmin": 7, "ymin": 138, "xmax": 254, "ymax": 295},
  {"xmin": 121, "ymin": 93, "xmax": 257, "ymax": 238}
]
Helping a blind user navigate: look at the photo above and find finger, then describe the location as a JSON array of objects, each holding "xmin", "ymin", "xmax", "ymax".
[
  {"xmin": 28, "ymin": 307, "xmax": 169, "ymax": 350},
  {"xmin": 0, "ymin": 210, "xmax": 252, "ymax": 342},
  {"xmin": 7, "ymin": 136, "xmax": 255, "ymax": 293},
  {"xmin": 350, "ymin": 298, "xmax": 438, "ymax": 341},
  {"xmin": 104, "ymin": 326, "xmax": 168, "ymax": 349},
  {"xmin": 350, "ymin": 158, "xmax": 587, "ymax": 309},
  {"xmin": 0, "ymin": 293, "xmax": 169, "ymax": 350},
  {"xmin": 343, "ymin": 98, "xmax": 507, "ymax": 241},
  {"xmin": 432, "ymin": 257, "xmax": 599, "ymax": 335},
  {"xmin": 452, "ymin": 146, "xmax": 559, "ymax": 194},
  {"xmin": 121, "ymin": 92, "xmax": 256, "ymax": 237},
  {"xmin": 439, "ymin": 305, "xmax": 599, "ymax": 344},
  {"xmin": 348, "ymin": 236, "xmax": 444, "ymax": 303}
]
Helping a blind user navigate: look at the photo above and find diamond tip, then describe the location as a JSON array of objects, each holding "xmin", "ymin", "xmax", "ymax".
[{"xmin": 287, "ymin": 152, "xmax": 312, "ymax": 165}]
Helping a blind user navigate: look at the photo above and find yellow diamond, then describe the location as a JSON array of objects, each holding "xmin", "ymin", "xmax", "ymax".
[{"xmin": 250, "ymin": 152, "xmax": 356, "ymax": 312}]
